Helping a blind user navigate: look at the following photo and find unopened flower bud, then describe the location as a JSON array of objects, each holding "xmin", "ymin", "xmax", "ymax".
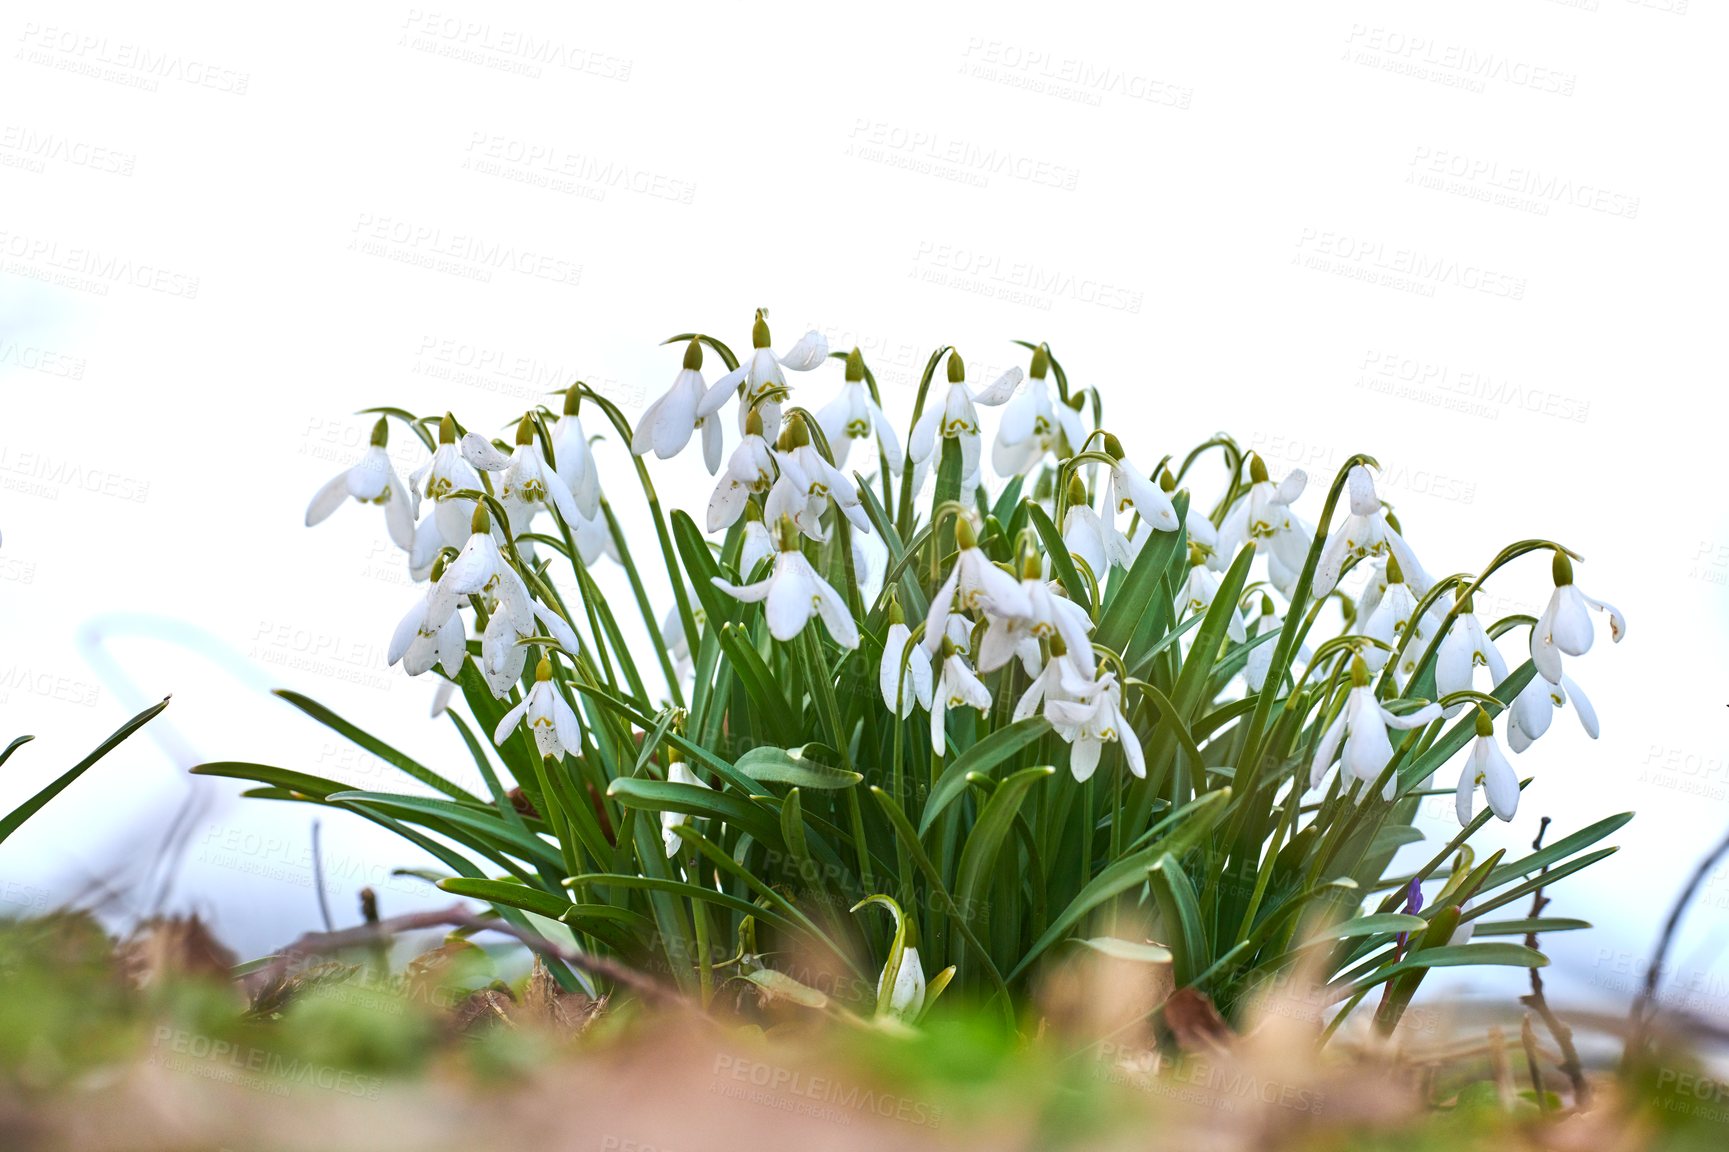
[{"xmin": 1029, "ymin": 344, "xmax": 1050, "ymax": 380}]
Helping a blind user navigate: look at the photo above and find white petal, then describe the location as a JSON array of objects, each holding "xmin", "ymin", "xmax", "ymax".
[
  {"xmin": 1346, "ymin": 466, "xmax": 1377, "ymax": 516},
  {"xmin": 461, "ymin": 432, "xmax": 513, "ymax": 472},
  {"xmin": 388, "ymin": 599, "xmax": 428, "ymax": 667},
  {"xmin": 777, "ymin": 330, "xmax": 829, "ymax": 371},
  {"xmin": 763, "ymin": 557, "xmax": 817, "ymax": 641},
  {"xmin": 1481, "ymin": 738, "xmax": 1520, "ymax": 820},
  {"xmin": 971, "ymin": 367, "xmax": 1023, "ymax": 406},
  {"xmin": 552, "ymin": 691, "xmax": 582, "ymax": 757},
  {"xmin": 1309, "ymin": 711, "xmax": 1347, "ymax": 789},
  {"xmin": 492, "ymin": 699, "xmax": 530, "ymax": 746},
  {"xmin": 305, "ymin": 472, "xmax": 350, "ymax": 526},
  {"xmin": 695, "ymin": 364, "xmax": 747, "ymax": 419},
  {"xmin": 711, "ymin": 573, "xmax": 773, "ymax": 604},
  {"xmin": 1583, "ymin": 593, "xmax": 1626, "ymax": 644},
  {"xmin": 1070, "ymin": 737, "xmax": 1101, "ymax": 782},
  {"xmin": 812, "ymin": 572, "xmax": 860, "ymax": 649},
  {"xmin": 1455, "ymin": 758, "xmax": 1477, "ymax": 826},
  {"xmin": 1562, "ymin": 674, "xmax": 1600, "ymax": 738},
  {"xmin": 1549, "ymin": 586, "xmax": 1594, "ymax": 656}
]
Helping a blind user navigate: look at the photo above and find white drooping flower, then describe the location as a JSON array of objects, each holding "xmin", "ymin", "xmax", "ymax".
[
  {"xmin": 492, "ymin": 657, "xmax": 583, "ymax": 760},
  {"xmin": 711, "ymin": 518, "xmax": 859, "ymax": 648},
  {"xmin": 816, "ymin": 348, "xmax": 903, "ymax": 474},
  {"xmin": 1435, "ymin": 597, "xmax": 1510, "ymax": 714},
  {"xmin": 739, "ymin": 513, "xmax": 775, "ymax": 577},
  {"xmin": 1048, "ymin": 668, "xmax": 1144, "ymax": 782},
  {"xmin": 1062, "ymin": 501, "xmax": 1134, "ymax": 578},
  {"xmin": 1508, "ymin": 669, "xmax": 1599, "ymax": 753},
  {"xmin": 1359, "ymin": 553, "xmax": 1425, "ymax": 684},
  {"xmin": 1455, "ymin": 710, "xmax": 1519, "ymax": 825},
  {"xmin": 977, "ymin": 569, "xmax": 1095, "ymax": 678},
  {"xmin": 707, "ymin": 408, "xmax": 778, "ymax": 533},
  {"xmin": 1014, "ymin": 649, "xmax": 1096, "ymax": 730},
  {"xmin": 550, "ymin": 387, "xmax": 601, "ymax": 517},
  {"xmin": 388, "ymin": 557, "xmax": 468, "ymax": 679},
  {"xmin": 931, "ymin": 646, "xmax": 992, "ymax": 754},
  {"xmin": 1219, "ymin": 454, "xmax": 1311, "ymax": 596},
  {"xmin": 764, "ymin": 416, "xmax": 872, "ymax": 542},
  {"xmin": 408, "ymin": 414, "xmax": 484, "ymax": 550},
  {"xmin": 460, "ymin": 416, "xmax": 583, "ymax": 539},
  {"xmin": 924, "ymin": 520, "xmax": 1034, "ymax": 646},
  {"xmin": 1184, "ymin": 497, "xmax": 1229, "ymax": 574},
  {"xmin": 879, "ymin": 606, "xmax": 934, "ymax": 718},
  {"xmin": 1309, "ymin": 660, "xmax": 1443, "ymax": 801},
  {"xmin": 1181, "ymin": 564, "xmax": 1248, "ymax": 643},
  {"xmin": 696, "ymin": 311, "xmax": 828, "ymax": 435},
  {"xmin": 1314, "ymin": 465, "xmax": 1429, "ymax": 598},
  {"xmin": 1244, "ymin": 596, "xmax": 1280, "ymax": 693},
  {"xmin": 1104, "ymin": 436, "xmax": 1180, "ymax": 535},
  {"xmin": 881, "ymin": 945, "xmax": 926, "ymax": 1020},
  {"xmin": 633, "ymin": 338, "xmax": 723, "ymax": 473},
  {"xmin": 305, "ymin": 419, "xmax": 416, "ymax": 551},
  {"xmin": 1530, "ymin": 552, "xmax": 1626, "ymax": 684},
  {"xmin": 991, "ymin": 344, "xmax": 1082, "ymax": 476},
  {"xmin": 661, "ymin": 759, "xmax": 712, "ymax": 857},
  {"xmin": 425, "ymin": 504, "xmax": 532, "ymax": 638},
  {"xmin": 907, "ymin": 351, "xmax": 1022, "ymax": 492}
]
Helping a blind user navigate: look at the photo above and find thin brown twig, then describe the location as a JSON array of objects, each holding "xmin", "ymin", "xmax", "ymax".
[
  {"xmin": 1519, "ymin": 816, "xmax": 1588, "ymax": 1106},
  {"xmin": 250, "ymin": 902, "xmax": 683, "ymax": 1005},
  {"xmin": 1625, "ymin": 822, "xmax": 1729, "ymax": 1066}
]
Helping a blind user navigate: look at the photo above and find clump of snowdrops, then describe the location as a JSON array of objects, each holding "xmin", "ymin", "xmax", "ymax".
[{"xmin": 200, "ymin": 309, "xmax": 1630, "ymax": 1039}]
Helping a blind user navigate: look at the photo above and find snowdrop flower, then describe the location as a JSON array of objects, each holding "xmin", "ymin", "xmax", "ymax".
[
  {"xmin": 879, "ymin": 599, "xmax": 934, "ymax": 718},
  {"xmin": 492, "ymin": 658, "xmax": 582, "ymax": 761},
  {"xmin": 1179, "ymin": 476, "xmax": 1229, "ymax": 574},
  {"xmin": 907, "ymin": 351, "xmax": 1023, "ymax": 492},
  {"xmin": 1455, "ymin": 709, "xmax": 1519, "ymax": 825},
  {"xmin": 1530, "ymin": 552, "xmax": 1626, "ymax": 684},
  {"xmin": 707, "ymin": 407, "xmax": 778, "ymax": 532},
  {"xmin": 306, "ymin": 418, "xmax": 416, "ymax": 551},
  {"xmin": 1508, "ymin": 669, "xmax": 1598, "ymax": 753},
  {"xmin": 1245, "ymin": 596, "xmax": 1280, "ymax": 693},
  {"xmin": 408, "ymin": 414, "xmax": 483, "ymax": 550},
  {"xmin": 387, "ymin": 557, "xmax": 467, "ymax": 678},
  {"xmin": 1359, "ymin": 553, "xmax": 1418, "ymax": 676},
  {"xmin": 550, "ymin": 386, "xmax": 601, "ymax": 517},
  {"xmin": 977, "ymin": 560, "xmax": 1094, "ymax": 677},
  {"xmin": 1309, "ymin": 659, "xmax": 1443, "ymax": 801},
  {"xmin": 881, "ymin": 946, "xmax": 926, "ymax": 1020},
  {"xmin": 711, "ymin": 518, "xmax": 859, "ymax": 648},
  {"xmin": 931, "ymin": 641, "xmax": 992, "ymax": 754},
  {"xmin": 430, "ymin": 679, "xmax": 457, "ymax": 719},
  {"xmin": 1104, "ymin": 435, "xmax": 1180, "ymax": 535},
  {"xmin": 633, "ymin": 338, "xmax": 722, "ymax": 473},
  {"xmin": 697, "ymin": 311, "xmax": 827, "ymax": 435},
  {"xmin": 738, "ymin": 507, "xmax": 775, "ymax": 577},
  {"xmin": 460, "ymin": 415, "xmax": 582, "ymax": 537},
  {"xmin": 425, "ymin": 503, "xmax": 532, "ymax": 636},
  {"xmin": 1220, "ymin": 455, "xmax": 1311, "ymax": 593},
  {"xmin": 1314, "ymin": 466, "xmax": 1429, "ymax": 598},
  {"xmin": 991, "ymin": 344, "xmax": 1082, "ymax": 476},
  {"xmin": 661, "ymin": 758, "xmax": 712, "ymax": 857},
  {"xmin": 1181, "ymin": 562, "xmax": 1248, "ymax": 643},
  {"xmin": 764, "ymin": 413, "xmax": 872, "ymax": 542},
  {"xmin": 817, "ymin": 348, "xmax": 903, "ymax": 474},
  {"xmin": 1061, "ymin": 474, "xmax": 1133, "ymax": 578},
  {"xmin": 1014, "ymin": 642, "xmax": 1096, "ymax": 727},
  {"xmin": 1435, "ymin": 594, "xmax": 1509, "ymax": 714},
  {"xmin": 1048, "ymin": 668, "xmax": 1143, "ymax": 782},
  {"xmin": 925, "ymin": 518, "xmax": 1034, "ymax": 645},
  {"xmin": 660, "ymin": 590, "xmax": 706, "ymax": 681}
]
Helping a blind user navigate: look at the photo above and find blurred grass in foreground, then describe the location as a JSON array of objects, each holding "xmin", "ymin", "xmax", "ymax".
[{"xmin": 1, "ymin": 910, "xmax": 1723, "ymax": 1152}]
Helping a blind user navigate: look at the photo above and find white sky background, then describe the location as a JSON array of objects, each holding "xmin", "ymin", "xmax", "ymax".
[{"xmin": 1, "ymin": 0, "xmax": 1725, "ymax": 1023}]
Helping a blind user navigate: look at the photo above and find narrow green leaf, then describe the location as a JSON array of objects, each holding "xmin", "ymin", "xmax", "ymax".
[
  {"xmin": 919, "ymin": 717, "xmax": 1050, "ymax": 835},
  {"xmin": 1, "ymin": 698, "xmax": 168, "ymax": 843}
]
